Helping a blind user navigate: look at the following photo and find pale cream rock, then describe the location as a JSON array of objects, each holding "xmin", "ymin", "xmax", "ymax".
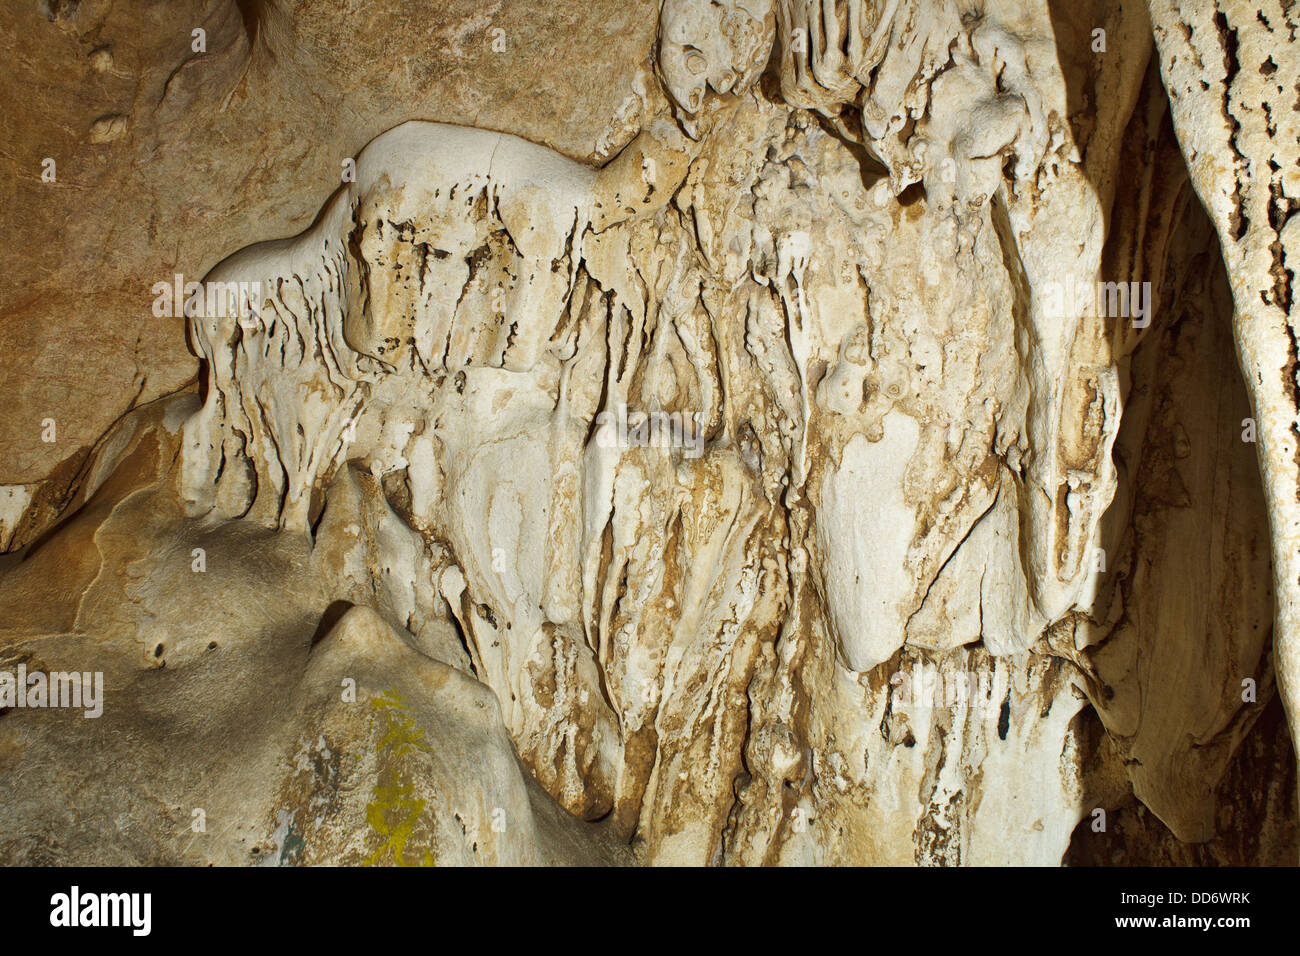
[{"xmin": 0, "ymin": 0, "xmax": 1294, "ymax": 867}]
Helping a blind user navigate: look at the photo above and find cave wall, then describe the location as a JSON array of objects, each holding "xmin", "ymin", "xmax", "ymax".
[{"xmin": 0, "ymin": 0, "xmax": 1295, "ymax": 866}]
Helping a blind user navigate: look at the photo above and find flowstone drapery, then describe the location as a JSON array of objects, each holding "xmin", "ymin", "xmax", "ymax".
[{"xmin": 0, "ymin": 0, "xmax": 1295, "ymax": 865}]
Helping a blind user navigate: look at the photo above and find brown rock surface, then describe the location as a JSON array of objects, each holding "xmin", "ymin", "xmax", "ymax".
[{"xmin": 0, "ymin": 0, "xmax": 655, "ymax": 486}]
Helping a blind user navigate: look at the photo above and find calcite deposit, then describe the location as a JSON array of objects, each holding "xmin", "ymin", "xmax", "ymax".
[{"xmin": 0, "ymin": 0, "xmax": 1296, "ymax": 866}]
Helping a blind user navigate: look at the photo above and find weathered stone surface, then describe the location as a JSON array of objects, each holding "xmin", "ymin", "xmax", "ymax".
[
  {"xmin": 0, "ymin": 0, "xmax": 656, "ymax": 485},
  {"xmin": 0, "ymin": 400, "xmax": 631, "ymax": 864},
  {"xmin": 0, "ymin": 0, "xmax": 1295, "ymax": 866}
]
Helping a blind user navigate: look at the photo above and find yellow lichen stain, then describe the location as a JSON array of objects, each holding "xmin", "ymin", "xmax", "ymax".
[{"xmin": 362, "ymin": 688, "xmax": 437, "ymax": 867}]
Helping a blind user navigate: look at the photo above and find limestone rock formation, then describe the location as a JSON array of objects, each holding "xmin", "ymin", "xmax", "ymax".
[{"xmin": 0, "ymin": 0, "xmax": 1296, "ymax": 866}]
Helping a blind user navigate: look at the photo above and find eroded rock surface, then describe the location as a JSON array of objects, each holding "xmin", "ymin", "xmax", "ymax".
[{"xmin": 0, "ymin": 0, "xmax": 1295, "ymax": 865}]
